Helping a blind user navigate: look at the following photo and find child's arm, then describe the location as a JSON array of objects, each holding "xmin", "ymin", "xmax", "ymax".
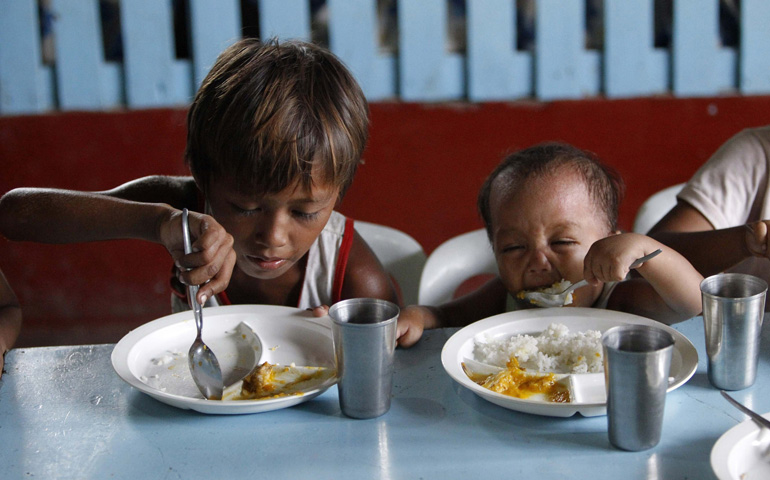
[
  {"xmin": 0, "ymin": 178, "xmax": 235, "ymax": 304},
  {"xmin": 648, "ymin": 202, "xmax": 767, "ymax": 277},
  {"xmin": 396, "ymin": 278, "xmax": 508, "ymax": 348},
  {"xmin": 586, "ymin": 232, "xmax": 703, "ymax": 324},
  {"xmin": 0, "ymin": 269, "xmax": 22, "ymax": 378}
]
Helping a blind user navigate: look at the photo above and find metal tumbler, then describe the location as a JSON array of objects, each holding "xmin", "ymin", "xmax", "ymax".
[
  {"xmin": 701, "ymin": 273, "xmax": 767, "ymax": 391},
  {"xmin": 329, "ymin": 298, "xmax": 399, "ymax": 419},
  {"xmin": 602, "ymin": 324, "xmax": 675, "ymax": 451}
]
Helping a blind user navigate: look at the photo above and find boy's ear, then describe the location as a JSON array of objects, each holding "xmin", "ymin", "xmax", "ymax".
[{"xmin": 613, "ymin": 230, "xmax": 622, "ymax": 235}]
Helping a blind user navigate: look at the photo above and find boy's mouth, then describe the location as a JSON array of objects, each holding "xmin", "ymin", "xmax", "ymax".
[{"xmin": 247, "ymin": 255, "xmax": 287, "ymax": 271}]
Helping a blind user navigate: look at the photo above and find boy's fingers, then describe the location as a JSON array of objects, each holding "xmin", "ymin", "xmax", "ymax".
[{"xmin": 197, "ymin": 250, "xmax": 236, "ymax": 302}]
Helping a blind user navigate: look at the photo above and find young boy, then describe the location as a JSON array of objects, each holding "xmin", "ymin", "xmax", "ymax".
[
  {"xmin": 397, "ymin": 143, "xmax": 703, "ymax": 347},
  {"xmin": 0, "ymin": 38, "xmax": 397, "ymax": 312}
]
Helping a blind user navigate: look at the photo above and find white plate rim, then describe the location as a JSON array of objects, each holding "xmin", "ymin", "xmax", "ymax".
[
  {"xmin": 111, "ymin": 304, "xmax": 337, "ymax": 415},
  {"xmin": 711, "ymin": 413, "xmax": 770, "ymax": 480},
  {"xmin": 441, "ymin": 307, "xmax": 698, "ymax": 417}
]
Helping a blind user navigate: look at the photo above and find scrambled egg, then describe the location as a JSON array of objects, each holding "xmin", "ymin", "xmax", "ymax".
[
  {"xmin": 223, "ymin": 362, "xmax": 335, "ymax": 401},
  {"xmin": 516, "ymin": 279, "xmax": 575, "ymax": 307},
  {"xmin": 464, "ymin": 357, "xmax": 571, "ymax": 403}
]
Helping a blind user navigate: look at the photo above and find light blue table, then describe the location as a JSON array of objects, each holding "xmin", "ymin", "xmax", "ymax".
[{"xmin": 1, "ymin": 317, "xmax": 768, "ymax": 479}]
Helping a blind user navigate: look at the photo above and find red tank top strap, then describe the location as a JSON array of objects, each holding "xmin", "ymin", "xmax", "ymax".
[{"xmin": 332, "ymin": 217, "xmax": 355, "ymax": 303}]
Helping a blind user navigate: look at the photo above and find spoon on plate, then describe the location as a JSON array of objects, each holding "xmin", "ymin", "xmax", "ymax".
[
  {"xmin": 522, "ymin": 249, "xmax": 663, "ymax": 307},
  {"xmin": 182, "ymin": 208, "xmax": 224, "ymax": 400},
  {"xmin": 721, "ymin": 390, "xmax": 770, "ymax": 430}
]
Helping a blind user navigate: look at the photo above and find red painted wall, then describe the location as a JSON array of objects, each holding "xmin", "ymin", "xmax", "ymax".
[{"xmin": 2, "ymin": 97, "xmax": 770, "ymax": 346}]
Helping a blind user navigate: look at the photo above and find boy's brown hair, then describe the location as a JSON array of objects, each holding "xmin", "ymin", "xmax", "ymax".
[
  {"xmin": 477, "ymin": 142, "xmax": 625, "ymax": 239},
  {"xmin": 186, "ymin": 38, "xmax": 369, "ymax": 198}
]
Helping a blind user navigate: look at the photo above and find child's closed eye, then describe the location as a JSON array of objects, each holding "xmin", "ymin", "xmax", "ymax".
[
  {"xmin": 292, "ymin": 209, "xmax": 321, "ymax": 222},
  {"xmin": 500, "ymin": 244, "xmax": 524, "ymax": 254},
  {"xmin": 551, "ymin": 239, "xmax": 577, "ymax": 248}
]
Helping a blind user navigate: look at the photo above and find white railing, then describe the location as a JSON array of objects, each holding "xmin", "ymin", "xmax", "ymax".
[{"xmin": 1, "ymin": 0, "xmax": 768, "ymax": 115}]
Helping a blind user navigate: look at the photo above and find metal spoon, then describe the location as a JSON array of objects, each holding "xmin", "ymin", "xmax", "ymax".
[
  {"xmin": 522, "ymin": 249, "xmax": 663, "ymax": 307},
  {"xmin": 182, "ymin": 208, "xmax": 224, "ymax": 400},
  {"xmin": 721, "ymin": 390, "xmax": 770, "ymax": 430}
]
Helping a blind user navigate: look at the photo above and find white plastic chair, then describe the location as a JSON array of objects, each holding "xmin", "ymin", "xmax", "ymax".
[
  {"xmin": 418, "ymin": 229, "xmax": 498, "ymax": 306},
  {"xmin": 632, "ymin": 183, "xmax": 686, "ymax": 234},
  {"xmin": 354, "ymin": 221, "xmax": 427, "ymax": 306}
]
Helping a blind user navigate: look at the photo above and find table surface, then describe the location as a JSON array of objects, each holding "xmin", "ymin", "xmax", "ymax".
[{"xmin": 1, "ymin": 316, "xmax": 768, "ymax": 480}]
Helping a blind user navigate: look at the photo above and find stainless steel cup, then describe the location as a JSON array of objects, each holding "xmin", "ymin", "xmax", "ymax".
[
  {"xmin": 701, "ymin": 273, "xmax": 767, "ymax": 391},
  {"xmin": 602, "ymin": 324, "xmax": 674, "ymax": 451},
  {"xmin": 329, "ymin": 298, "xmax": 399, "ymax": 419}
]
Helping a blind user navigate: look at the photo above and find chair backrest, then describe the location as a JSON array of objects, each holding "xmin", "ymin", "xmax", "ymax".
[
  {"xmin": 354, "ymin": 221, "xmax": 427, "ymax": 306},
  {"xmin": 418, "ymin": 228, "xmax": 498, "ymax": 306},
  {"xmin": 632, "ymin": 183, "xmax": 686, "ymax": 234}
]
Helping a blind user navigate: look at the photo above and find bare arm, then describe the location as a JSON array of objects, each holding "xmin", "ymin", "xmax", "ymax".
[
  {"xmin": 0, "ymin": 269, "xmax": 22, "ymax": 378},
  {"xmin": 0, "ymin": 177, "xmax": 235, "ymax": 304},
  {"xmin": 396, "ymin": 278, "xmax": 507, "ymax": 348},
  {"xmin": 339, "ymin": 232, "xmax": 399, "ymax": 305},
  {"xmin": 586, "ymin": 233, "xmax": 703, "ymax": 324},
  {"xmin": 648, "ymin": 202, "xmax": 755, "ymax": 277}
]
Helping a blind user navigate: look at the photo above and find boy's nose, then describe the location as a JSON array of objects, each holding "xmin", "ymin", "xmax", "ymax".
[{"xmin": 255, "ymin": 213, "xmax": 288, "ymax": 248}]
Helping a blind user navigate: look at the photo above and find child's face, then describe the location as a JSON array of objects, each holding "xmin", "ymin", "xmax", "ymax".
[
  {"xmin": 489, "ymin": 168, "xmax": 611, "ymax": 307},
  {"xmin": 206, "ymin": 175, "xmax": 340, "ymax": 280}
]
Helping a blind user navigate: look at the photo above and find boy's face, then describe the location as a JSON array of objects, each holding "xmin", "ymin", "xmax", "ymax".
[
  {"xmin": 489, "ymin": 168, "xmax": 611, "ymax": 307},
  {"xmin": 206, "ymin": 174, "xmax": 340, "ymax": 281}
]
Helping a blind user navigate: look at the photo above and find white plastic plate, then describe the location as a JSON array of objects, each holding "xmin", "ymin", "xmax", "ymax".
[
  {"xmin": 442, "ymin": 307, "xmax": 698, "ymax": 417},
  {"xmin": 712, "ymin": 413, "xmax": 770, "ymax": 480},
  {"xmin": 111, "ymin": 305, "xmax": 336, "ymax": 414}
]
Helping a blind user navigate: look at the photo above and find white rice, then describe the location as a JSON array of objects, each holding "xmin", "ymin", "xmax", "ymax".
[{"xmin": 472, "ymin": 323, "xmax": 603, "ymax": 374}]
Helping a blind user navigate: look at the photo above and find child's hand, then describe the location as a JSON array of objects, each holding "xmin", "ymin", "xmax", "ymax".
[
  {"xmin": 396, "ymin": 306, "xmax": 427, "ymax": 348},
  {"xmin": 161, "ymin": 210, "xmax": 236, "ymax": 305},
  {"xmin": 745, "ymin": 221, "xmax": 770, "ymax": 258},
  {"xmin": 583, "ymin": 233, "xmax": 657, "ymax": 285},
  {"xmin": 310, "ymin": 305, "xmax": 330, "ymax": 317}
]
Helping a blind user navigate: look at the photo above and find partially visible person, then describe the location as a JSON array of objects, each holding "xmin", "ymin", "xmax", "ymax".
[
  {"xmin": 397, "ymin": 143, "xmax": 703, "ymax": 348},
  {"xmin": 0, "ymin": 268, "xmax": 22, "ymax": 378},
  {"xmin": 648, "ymin": 125, "xmax": 770, "ymax": 294}
]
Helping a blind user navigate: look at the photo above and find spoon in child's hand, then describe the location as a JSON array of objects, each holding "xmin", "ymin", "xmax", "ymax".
[
  {"xmin": 182, "ymin": 208, "xmax": 224, "ymax": 400},
  {"xmin": 522, "ymin": 249, "xmax": 663, "ymax": 308}
]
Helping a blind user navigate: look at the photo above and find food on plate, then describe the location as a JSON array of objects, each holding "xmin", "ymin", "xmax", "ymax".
[
  {"xmin": 516, "ymin": 279, "xmax": 574, "ymax": 306},
  {"xmin": 464, "ymin": 357, "xmax": 570, "ymax": 402},
  {"xmin": 465, "ymin": 323, "xmax": 602, "ymax": 403},
  {"xmin": 223, "ymin": 362, "xmax": 335, "ymax": 401},
  {"xmin": 473, "ymin": 322, "xmax": 603, "ymax": 374}
]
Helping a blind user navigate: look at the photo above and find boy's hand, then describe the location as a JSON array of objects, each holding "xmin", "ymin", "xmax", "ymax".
[
  {"xmin": 583, "ymin": 233, "xmax": 654, "ymax": 285},
  {"xmin": 745, "ymin": 221, "xmax": 770, "ymax": 258},
  {"xmin": 161, "ymin": 210, "xmax": 236, "ymax": 305}
]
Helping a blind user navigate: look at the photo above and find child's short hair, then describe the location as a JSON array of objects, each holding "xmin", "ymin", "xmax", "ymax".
[
  {"xmin": 185, "ymin": 38, "xmax": 369, "ymax": 198},
  {"xmin": 477, "ymin": 142, "xmax": 625, "ymax": 238}
]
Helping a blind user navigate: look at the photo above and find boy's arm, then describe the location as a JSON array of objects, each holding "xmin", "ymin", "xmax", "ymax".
[
  {"xmin": 648, "ymin": 201, "xmax": 758, "ymax": 277},
  {"xmin": 339, "ymin": 232, "xmax": 400, "ymax": 305},
  {"xmin": 588, "ymin": 233, "xmax": 703, "ymax": 324},
  {"xmin": 0, "ymin": 178, "xmax": 235, "ymax": 304},
  {"xmin": 0, "ymin": 269, "xmax": 22, "ymax": 378}
]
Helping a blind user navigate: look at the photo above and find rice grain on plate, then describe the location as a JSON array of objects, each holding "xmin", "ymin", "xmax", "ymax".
[{"xmin": 473, "ymin": 323, "xmax": 603, "ymax": 373}]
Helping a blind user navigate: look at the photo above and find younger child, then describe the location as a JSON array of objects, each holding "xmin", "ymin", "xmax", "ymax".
[
  {"xmin": 397, "ymin": 143, "xmax": 703, "ymax": 347},
  {"xmin": 0, "ymin": 38, "xmax": 397, "ymax": 313}
]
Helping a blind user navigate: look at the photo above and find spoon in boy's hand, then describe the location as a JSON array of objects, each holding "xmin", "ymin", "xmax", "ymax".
[
  {"xmin": 182, "ymin": 208, "xmax": 224, "ymax": 400},
  {"xmin": 522, "ymin": 249, "xmax": 663, "ymax": 308}
]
